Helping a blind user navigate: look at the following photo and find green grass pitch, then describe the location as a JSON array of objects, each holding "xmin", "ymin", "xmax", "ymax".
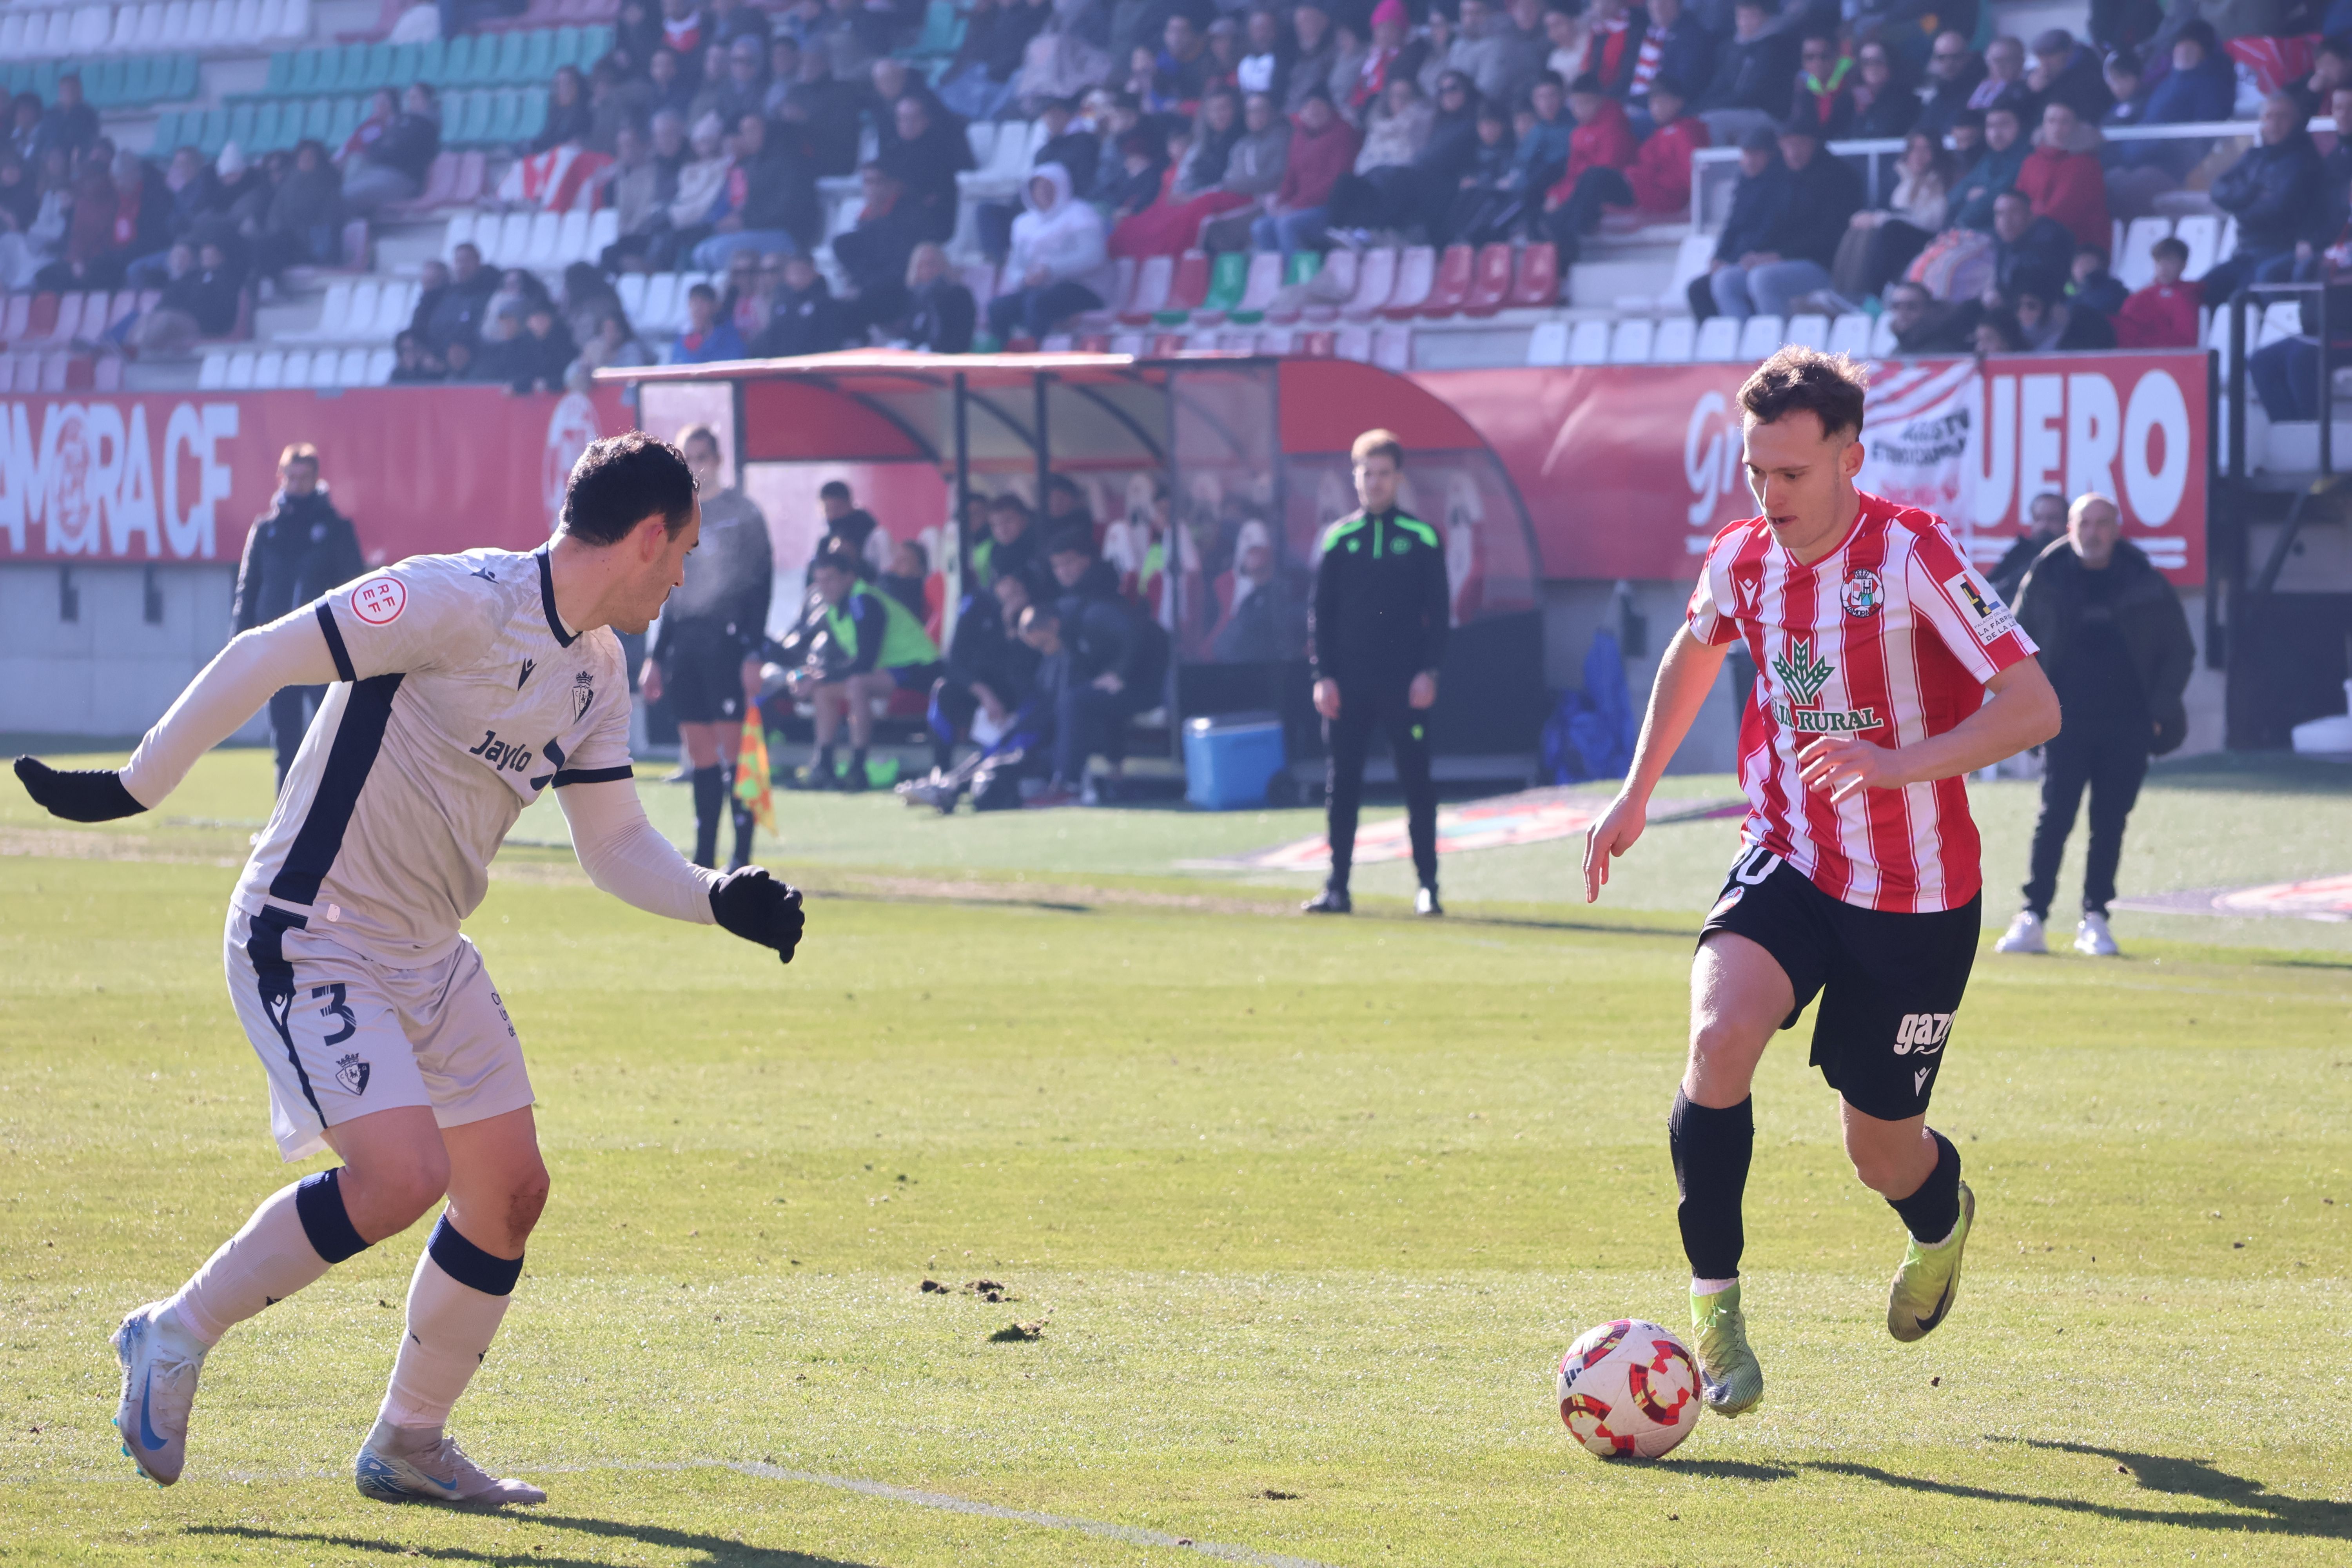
[{"xmin": 4, "ymin": 749, "xmax": 2351, "ymax": 1565}]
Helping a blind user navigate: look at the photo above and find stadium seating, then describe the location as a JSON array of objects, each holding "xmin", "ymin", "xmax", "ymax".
[
  {"xmin": 1565, "ymin": 319, "xmax": 1609, "ymax": 365},
  {"xmin": 1607, "ymin": 317, "xmax": 1653, "ymax": 363},
  {"xmin": 4, "ymin": 0, "xmax": 310, "ymax": 57},
  {"xmin": 0, "ymin": 54, "xmax": 201, "ymax": 108}
]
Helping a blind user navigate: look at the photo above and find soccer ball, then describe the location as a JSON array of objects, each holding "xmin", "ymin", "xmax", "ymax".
[{"xmin": 1555, "ymin": 1319, "xmax": 1701, "ymax": 1459}]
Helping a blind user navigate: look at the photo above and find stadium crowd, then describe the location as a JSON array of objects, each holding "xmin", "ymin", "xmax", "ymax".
[{"xmin": 15, "ymin": 0, "xmax": 2352, "ymax": 367}]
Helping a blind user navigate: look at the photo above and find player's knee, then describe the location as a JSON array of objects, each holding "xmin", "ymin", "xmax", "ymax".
[
  {"xmin": 1686, "ymin": 1015, "xmax": 1753, "ymax": 1073},
  {"xmin": 1843, "ymin": 1138, "xmax": 1909, "ymax": 1195},
  {"xmin": 507, "ymin": 1159, "xmax": 551, "ymax": 1238},
  {"xmin": 370, "ymin": 1148, "xmax": 452, "ymax": 1231}
]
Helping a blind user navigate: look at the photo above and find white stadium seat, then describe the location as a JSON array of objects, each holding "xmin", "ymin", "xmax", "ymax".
[
  {"xmin": 1784, "ymin": 314, "xmax": 1830, "ymax": 350},
  {"xmin": 279, "ymin": 349, "xmax": 312, "ymax": 387},
  {"xmin": 309, "ymin": 350, "xmax": 342, "ymax": 388},
  {"xmin": 1525, "ymin": 319, "xmax": 1568, "ymax": 366},
  {"xmin": 1693, "ymin": 316, "xmax": 1740, "ymax": 361},
  {"xmin": 2174, "ymin": 214, "xmax": 2221, "ymax": 281},
  {"xmin": 1734, "ymin": 314, "xmax": 1784, "ymax": 360},
  {"xmin": 197, "ymin": 350, "xmax": 229, "ymax": 389},
  {"xmin": 2117, "ymin": 216, "xmax": 2173, "ymax": 291},
  {"xmin": 1650, "ymin": 316, "xmax": 1695, "ymax": 362},
  {"xmin": 364, "ymin": 347, "xmax": 396, "ymax": 385},
  {"xmin": 250, "ymin": 349, "xmax": 285, "ymax": 388},
  {"xmin": 1869, "ymin": 313, "xmax": 1899, "ymax": 358},
  {"xmin": 1608, "ymin": 318, "xmax": 1654, "ymax": 363},
  {"xmin": 223, "ymin": 350, "xmax": 256, "ymax": 388},
  {"xmin": 1565, "ymin": 318, "xmax": 1610, "ymax": 365},
  {"xmin": 1828, "ymin": 313, "xmax": 1873, "ymax": 356}
]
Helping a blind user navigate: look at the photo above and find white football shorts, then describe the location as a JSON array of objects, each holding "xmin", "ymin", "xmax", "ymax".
[{"xmin": 223, "ymin": 905, "xmax": 536, "ymax": 1162}]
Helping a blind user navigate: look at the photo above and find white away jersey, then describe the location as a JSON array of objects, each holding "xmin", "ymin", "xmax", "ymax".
[
  {"xmin": 233, "ymin": 547, "xmax": 635, "ymax": 963},
  {"xmin": 1686, "ymin": 492, "xmax": 2038, "ymax": 914}
]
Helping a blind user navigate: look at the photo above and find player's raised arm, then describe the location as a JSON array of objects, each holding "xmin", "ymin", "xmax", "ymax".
[
  {"xmin": 15, "ymin": 608, "xmax": 343, "ymax": 822},
  {"xmin": 1583, "ymin": 626, "xmax": 1733, "ymax": 903}
]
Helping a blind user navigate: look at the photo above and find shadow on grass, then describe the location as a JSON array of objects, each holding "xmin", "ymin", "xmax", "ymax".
[
  {"xmin": 187, "ymin": 1517, "xmax": 879, "ymax": 1567},
  {"xmin": 1655, "ymin": 1459, "xmax": 1797, "ymax": 1482},
  {"xmin": 1801, "ymin": 1437, "xmax": 2352, "ymax": 1539}
]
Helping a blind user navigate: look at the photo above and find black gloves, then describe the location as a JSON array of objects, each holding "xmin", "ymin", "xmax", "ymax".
[
  {"xmin": 709, "ymin": 866, "xmax": 806, "ymax": 964},
  {"xmin": 15, "ymin": 757, "xmax": 147, "ymax": 823}
]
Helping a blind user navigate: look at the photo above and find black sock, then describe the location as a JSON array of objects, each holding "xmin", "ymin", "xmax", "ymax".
[
  {"xmin": 689, "ymin": 765, "xmax": 723, "ymax": 869},
  {"xmin": 850, "ymin": 746, "xmax": 868, "ymax": 777},
  {"xmin": 1669, "ymin": 1090, "xmax": 1753, "ymax": 1281},
  {"xmin": 729, "ymin": 774, "xmax": 754, "ymax": 869},
  {"xmin": 931, "ymin": 739, "xmax": 954, "ymax": 772},
  {"xmin": 815, "ymin": 744, "xmax": 835, "ymax": 777},
  {"xmin": 1888, "ymin": 1129, "xmax": 1962, "ymax": 1244}
]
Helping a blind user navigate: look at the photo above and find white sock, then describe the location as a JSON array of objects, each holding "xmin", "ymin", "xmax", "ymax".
[
  {"xmin": 168, "ymin": 1181, "xmax": 336, "ymax": 1346},
  {"xmin": 379, "ymin": 1231, "xmax": 515, "ymax": 1432},
  {"xmin": 1691, "ymin": 1275, "xmax": 1739, "ymax": 1298}
]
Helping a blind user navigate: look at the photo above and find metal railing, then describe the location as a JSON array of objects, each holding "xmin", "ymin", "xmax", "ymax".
[
  {"xmin": 1687, "ymin": 117, "xmax": 2304, "ymax": 234},
  {"xmin": 2226, "ymin": 280, "xmax": 2340, "ymax": 485}
]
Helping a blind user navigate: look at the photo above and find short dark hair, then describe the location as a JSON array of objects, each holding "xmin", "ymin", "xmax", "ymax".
[
  {"xmin": 561, "ymin": 432, "xmax": 698, "ymax": 544},
  {"xmin": 1568, "ymin": 71, "xmax": 1604, "ymax": 96},
  {"xmin": 676, "ymin": 422, "xmax": 720, "ymax": 458},
  {"xmin": 897, "ymin": 539, "xmax": 929, "ymax": 573},
  {"xmin": 2151, "ymin": 235, "xmax": 2189, "ymax": 262},
  {"xmin": 1045, "ymin": 525, "xmax": 1096, "ymax": 559},
  {"xmin": 1351, "ymin": 427, "xmax": 1404, "ymax": 465},
  {"xmin": 1737, "ymin": 347, "xmax": 1867, "ymax": 441},
  {"xmin": 819, "ymin": 479, "xmax": 853, "ymax": 502},
  {"xmin": 811, "ymin": 549, "xmax": 857, "ymax": 579}
]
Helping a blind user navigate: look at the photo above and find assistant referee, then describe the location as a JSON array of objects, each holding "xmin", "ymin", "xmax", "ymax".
[{"xmin": 1304, "ymin": 429, "xmax": 1450, "ymax": 917}]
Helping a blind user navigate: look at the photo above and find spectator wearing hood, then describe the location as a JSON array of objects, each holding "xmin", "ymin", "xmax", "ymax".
[
  {"xmin": 1950, "ymin": 99, "xmax": 2027, "ymax": 230},
  {"xmin": 2016, "ymin": 100, "xmax": 2109, "ymax": 250},
  {"xmin": 990, "ymin": 162, "xmax": 1114, "ymax": 340},
  {"xmin": 895, "ymin": 241, "xmax": 975, "ymax": 352},
  {"xmin": 342, "ymin": 83, "xmax": 441, "ymax": 214},
  {"xmin": 1691, "ymin": 0, "xmax": 1798, "ymax": 144},
  {"xmin": 2029, "ymin": 29, "xmax": 2112, "ymax": 123},
  {"xmin": 2201, "ymin": 92, "xmax": 2325, "ymax": 300},
  {"xmin": 1252, "ymin": 89, "xmax": 1359, "ymax": 250}
]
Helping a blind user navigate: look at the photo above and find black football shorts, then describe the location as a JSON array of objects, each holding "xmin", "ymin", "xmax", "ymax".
[
  {"xmin": 657, "ymin": 624, "xmax": 747, "ymax": 725},
  {"xmin": 1698, "ymin": 844, "xmax": 1981, "ymax": 1122}
]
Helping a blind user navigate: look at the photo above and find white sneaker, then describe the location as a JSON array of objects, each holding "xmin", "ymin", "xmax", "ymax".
[
  {"xmin": 1416, "ymin": 886, "xmax": 1444, "ymax": 917},
  {"xmin": 112, "ymin": 1302, "xmax": 208, "ymax": 1486},
  {"xmin": 2074, "ymin": 912, "xmax": 2121, "ymax": 956},
  {"xmin": 1993, "ymin": 910, "xmax": 2046, "ymax": 954},
  {"xmin": 355, "ymin": 1419, "xmax": 547, "ymax": 1506}
]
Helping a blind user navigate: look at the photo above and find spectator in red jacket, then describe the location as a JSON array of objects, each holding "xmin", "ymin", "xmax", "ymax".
[
  {"xmin": 1250, "ymin": 88, "xmax": 1363, "ymax": 251},
  {"xmin": 2112, "ymin": 235, "xmax": 2202, "ymax": 348},
  {"xmin": 1542, "ymin": 77, "xmax": 1702, "ymax": 261},
  {"xmin": 2014, "ymin": 100, "xmax": 2109, "ymax": 252}
]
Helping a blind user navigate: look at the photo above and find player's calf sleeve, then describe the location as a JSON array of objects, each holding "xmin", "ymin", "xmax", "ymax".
[
  {"xmin": 1886, "ymin": 1129, "xmax": 1962, "ymax": 1245},
  {"xmin": 689, "ymin": 766, "xmax": 724, "ymax": 869},
  {"xmin": 168, "ymin": 1169, "xmax": 368, "ymax": 1345},
  {"xmin": 1669, "ymin": 1091, "xmax": 1754, "ymax": 1282},
  {"xmin": 379, "ymin": 1215, "xmax": 521, "ymax": 1432}
]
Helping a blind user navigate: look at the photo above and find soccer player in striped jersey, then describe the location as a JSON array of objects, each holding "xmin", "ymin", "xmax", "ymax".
[
  {"xmin": 1581, "ymin": 348, "xmax": 2061, "ymax": 1417},
  {"xmin": 14, "ymin": 433, "xmax": 807, "ymax": 1504}
]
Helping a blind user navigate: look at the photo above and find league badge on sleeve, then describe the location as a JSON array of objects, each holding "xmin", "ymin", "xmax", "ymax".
[
  {"xmin": 351, "ymin": 577, "xmax": 407, "ymax": 626},
  {"xmin": 1942, "ymin": 570, "xmax": 2019, "ymax": 644}
]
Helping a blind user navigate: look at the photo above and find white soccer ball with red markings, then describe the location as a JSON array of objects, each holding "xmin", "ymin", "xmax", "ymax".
[{"xmin": 1555, "ymin": 1319, "xmax": 1701, "ymax": 1459}]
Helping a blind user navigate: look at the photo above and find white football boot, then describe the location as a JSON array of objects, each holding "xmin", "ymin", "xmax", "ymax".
[
  {"xmin": 355, "ymin": 1419, "xmax": 547, "ymax": 1506},
  {"xmin": 2074, "ymin": 912, "xmax": 2121, "ymax": 956},
  {"xmin": 1993, "ymin": 910, "xmax": 2047, "ymax": 954},
  {"xmin": 112, "ymin": 1302, "xmax": 209, "ymax": 1486}
]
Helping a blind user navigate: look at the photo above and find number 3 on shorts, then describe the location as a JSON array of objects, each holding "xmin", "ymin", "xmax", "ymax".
[{"xmin": 313, "ymin": 983, "xmax": 357, "ymax": 1046}]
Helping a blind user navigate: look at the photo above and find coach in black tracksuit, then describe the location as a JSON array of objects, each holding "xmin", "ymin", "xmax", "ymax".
[
  {"xmin": 1305, "ymin": 430, "xmax": 1451, "ymax": 918},
  {"xmin": 230, "ymin": 443, "xmax": 363, "ymax": 795}
]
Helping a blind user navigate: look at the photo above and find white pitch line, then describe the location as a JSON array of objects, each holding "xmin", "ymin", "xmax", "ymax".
[{"xmin": 12, "ymin": 1455, "xmax": 1343, "ymax": 1568}]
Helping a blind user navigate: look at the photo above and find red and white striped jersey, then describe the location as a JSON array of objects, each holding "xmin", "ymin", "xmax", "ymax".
[{"xmin": 1685, "ymin": 491, "xmax": 2038, "ymax": 914}]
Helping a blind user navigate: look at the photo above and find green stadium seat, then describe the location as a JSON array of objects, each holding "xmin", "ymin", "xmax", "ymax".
[
  {"xmin": 413, "ymin": 37, "xmax": 446, "ymax": 85},
  {"xmin": 196, "ymin": 107, "xmax": 228, "ymax": 155},
  {"xmin": 287, "ymin": 49, "xmax": 319, "ymax": 95},
  {"xmin": 521, "ymin": 29, "xmax": 557, "ymax": 82},
  {"xmin": 448, "ymin": 89, "xmax": 490, "ymax": 144},
  {"xmin": 912, "ymin": 0, "xmax": 961, "ymax": 56},
  {"xmin": 122, "ymin": 56, "xmax": 155, "ymax": 105},
  {"xmin": 582, "ymin": 24, "xmax": 612, "ymax": 57},
  {"xmin": 328, "ymin": 94, "xmax": 362, "ymax": 147},
  {"xmin": 352, "ymin": 42, "xmax": 389, "ymax": 91},
  {"xmin": 302, "ymin": 96, "xmax": 333, "ymax": 142},
  {"xmin": 225, "ymin": 102, "xmax": 258, "ymax": 150},
  {"xmin": 551, "ymin": 25, "xmax": 583, "ymax": 68},
  {"xmin": 1283, "ymin": 250, "xmax": 1323, "ymax": 287},
  {"xmin": 85, "ymin": 60, "xmax": 120, "ymax": 107},
  {"xmin": 170, "ymin": 55, "xmax": 201, "ymax": 101},
  {"xmin": 514, "ymin": 86, "xmax": 547, "ymax": 142},
  {"xmin": 1201, "ymin": 251, "xmax": 1247, "ymax": 314},
  {"xmin": 264, "ymin": 51, "xmax": 294, "ymax": 94},
  {"xmin": 390, "ymin": 42, "xmax": 423, "ymax": 89},
  {"xmin": 250, "ymin": 101, "xmax": 285, "ymax": 152},
  {"xmin": 483, "ymin": 87, "xmax": 521, "ymax": 143},
  {"xmin": 497, "ymin": 31, "xmax": 534, "ymax": 84},
  {"xmin": 445, "ymin": 34, "xmax": 483, "ymax": 85},
  {"xmin": 151, "ymin": 107, "xmax": 185, "ymax": 152}
]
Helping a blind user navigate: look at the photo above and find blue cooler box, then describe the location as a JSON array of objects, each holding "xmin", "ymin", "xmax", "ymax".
[{"xmin": 1183, "ymin": 713, "xmax": 1287, "ymax": 811}]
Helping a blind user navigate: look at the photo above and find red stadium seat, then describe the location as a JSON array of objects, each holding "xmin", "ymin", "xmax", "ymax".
[
  {"xmin": 1462, "ymin": 243, "xmax": 1514, "ymax": 316},
  {"xmin": 22, "ymin": 292, "xmax": 62, "ymax": 345},
  {"xmin": 1148, "ymin": 331, "xmax": 1187, "ymax": 356},
  {"xmin": 1163, "ymin": 249, "xmax": 1211, "ymax": 317},
  {"xmin": 1075, "ymin": 333, "xmax": 1112, "ymax": 353},
  {"xmin": 1509, "ymin": 242, "xmax": 1559, "ymax": 308},
  {"xmin": 1421, "ymin": 244, "xmax": 1475, "ymax": 316},
  {"xmin": 1294, "ymin": 329, "xmax": 1336, "ymax": 357},
  {"xmin": 1380, "ymin": 245, "xmax": 1435, "ymax": 319}
]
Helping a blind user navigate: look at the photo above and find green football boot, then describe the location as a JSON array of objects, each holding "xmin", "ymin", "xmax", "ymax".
[
  {"xmin": 1690, "ymin": 1282, "xmax": 1764, "ymax": 1417},
  {"xmin": 1886, "ymin": 1181, "xmax": 1976, "ymax": 1344}
]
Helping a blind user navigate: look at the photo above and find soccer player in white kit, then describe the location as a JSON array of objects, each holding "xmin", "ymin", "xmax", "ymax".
[
  {"xmin": 1582, "ymin": 349, "xmax": 2062, "ymax": 1418},
  {"xmin": 15, "ymin": 433, "xmax": 807, "ymax": 1504}
]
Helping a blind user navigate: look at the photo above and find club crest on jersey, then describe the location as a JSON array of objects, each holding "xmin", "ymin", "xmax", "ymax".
[
  {"xmin": 1841, "ymin": 566, "xmax": 1884, "ymax": 618},
  {"xmin": 334, "ymin": 1053, "xmax": 371, "ymax": 1095},
  {"xmin": 572, "ymin": 670, "xmax": 594, "ymax": 721},
  {"xmin": 1769, "ymin": 638, "xmax": 1885, "ymax": 735}
]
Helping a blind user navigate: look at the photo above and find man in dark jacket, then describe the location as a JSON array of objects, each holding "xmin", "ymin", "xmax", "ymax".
[
  {"xmin": 2027, "ymin": 29, "xmax": 2112, "ymax": 123},
  {"xmin": 1989, "ymin": 189, "xmax": 2074, "ymax": 295},
  {"xmin": 928, "ymin": 569, "xmax": 1044, "ymax": 771},
  {"xmin": 749, "ymin": 253, "xmax": 846, "ymax": 356},
  {"xmin": 1988, "ymin": 490, "xmax": 2066, "ymax": 600},
  {"xmin": 1995, "ymin": 494, "xmax": 2194, "ymax": 958},
  {"xmin": 1305, "ymin": 429, "xmax": 1451, "ymax": 917},
  {"xmin": 2201, "ymin": 92, "xmax": 2325, "ymax": 302},
  {"xmin": 1915, "ymin": 31, "xmax": 1987, "ymax": 138},
  {"xmin": 229, "ymin": 444, "xmax": 365, "ymax": 793},
  {"xmin": 1690, "ymin": 0, "xmax": 1798, "ymax": 141},
  {"xmin": 1706, "ymin": 119, "xmax": 1859, "ymax": 318},
  {"xmin": 343, "ymin": 83, "xmax": 442, "ymax": 214},
  {"xmin": 834, "ymin": 163, "xmax": 931, "ymax": 332},
  {"xmin": 693, "ymin": 111, "xmax": 819, "ymax": 267},
  {"xmin": 1033, "ymin": 529, "xmax": 1169, "ymax": 805},
  {"xmin": 1690, "ymin": 125, "xmax": 1788, "ymax": 316}
]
